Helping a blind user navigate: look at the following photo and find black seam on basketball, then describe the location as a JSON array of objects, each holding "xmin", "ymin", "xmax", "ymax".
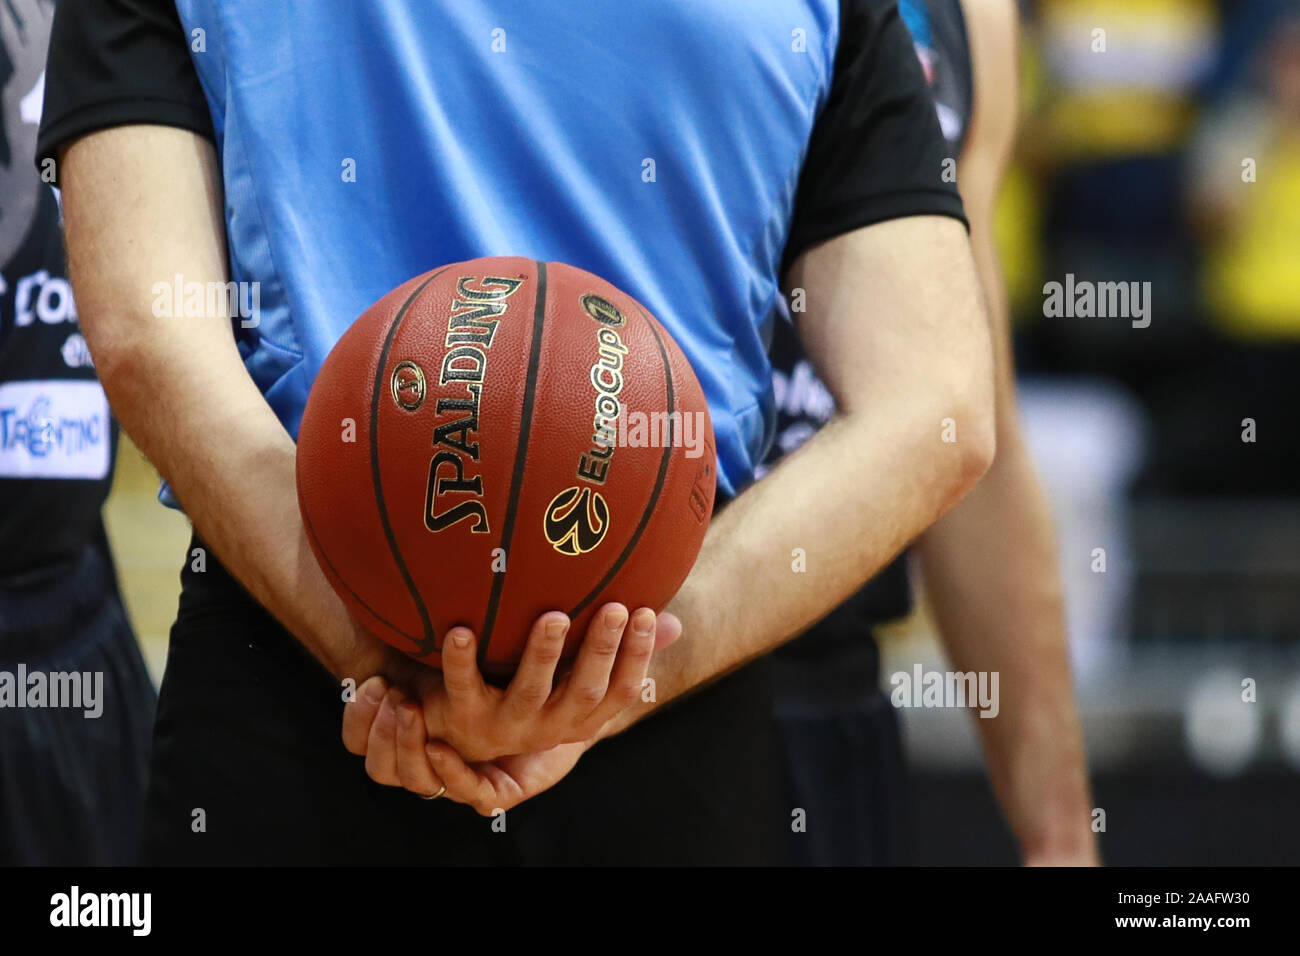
[
  {"xmin": 301, "ymin": 502, "xmax": 419, "ymax": 647},
  {"xmin": 567, "ymin": 304, "xmax": 676, "ymax": 620},
  {"xmin": 370, "ymin": 269, "xmax": 447, "ymax": 657},
  {"xmin": 479, "ymin": 261, "xmax": 548, "ymax": 661}
]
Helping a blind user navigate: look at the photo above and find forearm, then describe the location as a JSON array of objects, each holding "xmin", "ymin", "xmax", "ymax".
[
  {"xmin": 61, "ymin": 126, "xmax": 375, "ymax": 680},
  {"xmin": 643, "ymin": 414, "xmax": 986, "ymax": 720},
  {"xmin": 604, "ymin": 218, "xmax": 997, "ymax": 735},
  {"xmin": 916, "ymin": 430, "xmax": 1096, "ymax": 861},
  {"xmin": 922, "ymin": 33, "xmax": 1096, "ymax": 853},
  {"xmin": 111, "ymin": 355, "xmax": 362, "ymax": 679}
]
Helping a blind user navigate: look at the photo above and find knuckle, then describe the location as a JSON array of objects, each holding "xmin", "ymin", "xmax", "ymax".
[
  {"xmin": 444, "ymin": 673, "xmax": 474, "ymax": 695},
  {"xmin": 511, "ymin": 683, "xmax": 548, "ymax": 710},
  {"xmin": 612, "ymin": 680, "xmax": 640, "ymax": 705},
  {"xmin": 531, "ymin": 644, "xmax": 564, "ymax": 668},
  {"xmin": 397, "ymin": 716, "xmax": 420, "ymax": 745}
]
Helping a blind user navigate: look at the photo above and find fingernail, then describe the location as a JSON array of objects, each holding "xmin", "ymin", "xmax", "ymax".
[
  {"xmin": 363, "ymin": 681, "xmax": 384, "ymax": 704},
  {"xmin": 400, "ymin": 706, "xmax": 416, "ymax": 728},
  {"xmin": 604, "ymin": 606, "xmax": 628, "ymax": 630},
  {"xmin": 546, "ymin": 619, "xmax": 568, "ymax": 641},
  {"xmin": 452, "ymin": 631, "xmax": 470, "ymax": 649},
  {"xmin": 632, "ymin": 609, "xmax": 655, "ymax": 636}
]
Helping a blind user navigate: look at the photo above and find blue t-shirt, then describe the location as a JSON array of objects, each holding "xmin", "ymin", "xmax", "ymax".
[{"xmin": 38, "ymin": 0, "xmax": 964, "ymax": 499}]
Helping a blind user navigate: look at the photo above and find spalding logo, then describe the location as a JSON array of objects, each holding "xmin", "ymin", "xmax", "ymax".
[
  {"xmin": 544, "ymin": 485, "xmax": 610, "ymax": 555},
  {"xmin": 391, "ymin": 361, "xmax": 426, "ymax": 411}
]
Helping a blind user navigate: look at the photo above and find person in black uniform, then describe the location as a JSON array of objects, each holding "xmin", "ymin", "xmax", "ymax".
[
  {"xmin": 769, "ymin": 0, "xmax": 1099, "ymax": 866},
  {"xmin": 0, "ymin": 0, "xmax": 155, "ymax": 865}
]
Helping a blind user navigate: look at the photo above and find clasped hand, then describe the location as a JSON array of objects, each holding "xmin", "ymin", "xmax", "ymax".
[{"xmin": 341, "ymin": 603, "xmax": 679, "ymax": 813}]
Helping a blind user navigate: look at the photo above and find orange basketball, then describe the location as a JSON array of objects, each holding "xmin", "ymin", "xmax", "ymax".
[{"xmin": 296, "ymin": 258, "xmax": 716, "ymax": 673}]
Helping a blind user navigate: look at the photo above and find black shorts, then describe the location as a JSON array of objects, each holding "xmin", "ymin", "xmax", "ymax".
[
  {"xmin": 773, "ymin": 611, "xmax": 910, "ymax": 866},
  {"xmin": 142, "ymin": 536, "xmax": 787, "ymax": 865},
  {"xmin": 510, "ymin": 654, "xmax": 787, "ymax": 865},
  {"xmin": 0, "ymin": 534, "xmax": 156, "ymax": 865}
]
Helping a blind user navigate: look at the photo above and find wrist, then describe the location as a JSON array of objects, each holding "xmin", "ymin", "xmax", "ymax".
[{"xmin": 321, "ymin": 621, "xmax": 392, "ymax": 685}]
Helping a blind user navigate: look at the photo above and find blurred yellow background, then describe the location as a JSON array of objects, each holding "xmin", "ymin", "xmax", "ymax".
[{"xmin": 103, "ymin": 438, "xmax": 188, "ymax": 682}]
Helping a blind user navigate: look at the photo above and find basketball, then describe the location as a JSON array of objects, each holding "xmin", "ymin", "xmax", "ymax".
[{"xmin": 296, "ymin": 257, "xmax": 716, "ymax": 672}]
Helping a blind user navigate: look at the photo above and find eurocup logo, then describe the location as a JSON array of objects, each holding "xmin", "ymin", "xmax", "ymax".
[
  {"xmin": 544, "ymin": 485, "xmax": 610, "ymax": 555},
  {"xmin": 391, "ymin": 361, "xmax": 426, "ymax": 411},
  {"xmin": 580, "ymin": 293, "xmax": 626, "ymax": 328}
]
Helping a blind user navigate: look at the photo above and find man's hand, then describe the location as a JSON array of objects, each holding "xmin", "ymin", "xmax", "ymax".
[
  {"xmin": 343, "ymin": 603, "xmax": 679, "ymax": 778},
  {"xmin": 425, "ymin": 740, "xmax": 590, "ymax": 816},
  {"xmin": 348, "ymin": 680, "xmax": 590, "ymax": 812},
  {"xmin": 417, "ymin": 603, "xmax": 680, "ymax": 761}
]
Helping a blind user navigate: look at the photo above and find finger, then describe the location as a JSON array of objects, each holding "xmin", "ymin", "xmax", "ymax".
[
  {"xmin": 440, "ymin": 626, "xmax": 488, "ymax": 702},
  {"xmin": 394, "ymin": 702, "xmax": 445, "ymax": 798},
  {"xmin": 504, "ymin": 612, "xmax": 570, "ymax": 719},
  {"xmin": 342, "ymin": 676, "xmax": 389, "ymax": 755},
  {"xmin": 426, "ymin": 742, "xmax": 502, "ymax": 815},
  {"xmin": 363, "ymin": 689, "xmax": 404, "ymax": 786},
  {"xmin": 474, "ymin": 762, "xmax": 528, "ymax": 814},
  {"xmin": 652, "ymin": 610, "xmax": 682, "ymax": 651},
  {"xmin": 558, "ymin": 603, "xmax": 630, "ymax": 717},
  {"xmin": 591, "ymin": 606, "xmax": 657, "ymax": 723}
]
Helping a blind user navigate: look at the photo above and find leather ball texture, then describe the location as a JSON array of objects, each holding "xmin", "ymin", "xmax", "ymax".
[{"xmin": 296, "ymin": 257, "xmax": 716, "ymax": 673}]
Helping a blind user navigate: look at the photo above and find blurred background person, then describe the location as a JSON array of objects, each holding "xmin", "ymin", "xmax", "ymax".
[
  {"xmin": 0, "ymin": 0, "xmax": 154, "ymax": 865},
  {"xmin": 899, "ymin": 0, "xmax": 1300, "ymax": 863},
  {"xmin": 767, "ymin": 0, "xmax": 1095, "ymax": 867},
  {"xmin": 1194, "ymin": 13, "xmax": 1300, "ymax": 343},
  {"xmin": 1178, "ymin": 8, "xmax": 1300, "ymax": 495}
]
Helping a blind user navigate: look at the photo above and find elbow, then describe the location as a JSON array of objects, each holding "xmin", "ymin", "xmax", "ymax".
[
  {"xmin": 84, "ymin": 333, "xmax": 136, "ymax": 402},
  {"xmin": 961, "ymin": 405, "xmax": 996, "ymax": 491},
  {"xmin": 947, "ymin": 383, "xmax": 997, "ymax": 502},
  {"xmin": 81, "ymin": 319, "xmax": 153, "ymax": 419},
  {"xmin": 74, "ymin": 290, "xmax": 156, "ymax": 402}
]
